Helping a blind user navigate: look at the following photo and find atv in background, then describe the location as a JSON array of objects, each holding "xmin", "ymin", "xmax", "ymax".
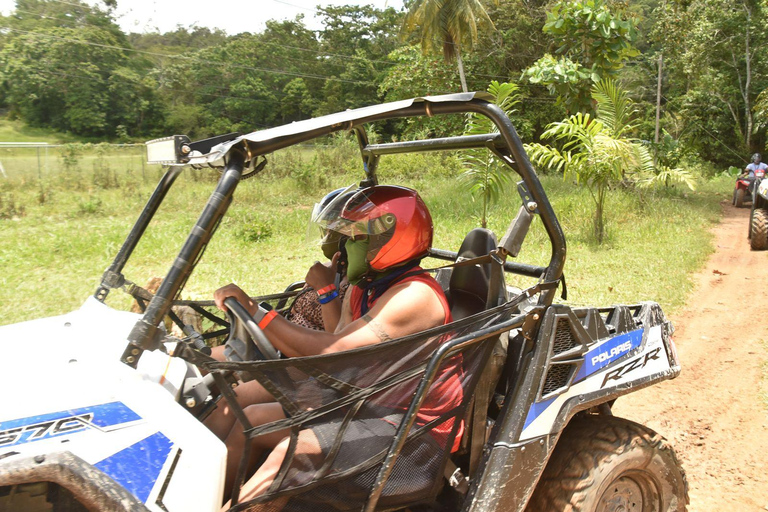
[
  {"xmin": 749, "ymin": 176, "xmax": 768, "ymax": 250},
  {"xmin": 0, "ymin": 93, "xmax": 688, "ymax": 512},
  {"xmin": 733, "ymin": 168, "xmax": 765, "ymax": 208}
]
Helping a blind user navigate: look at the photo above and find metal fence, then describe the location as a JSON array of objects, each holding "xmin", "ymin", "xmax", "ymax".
[{"xmin": 0, "ymin": 142, "xmax": 165, "ymax": 186}]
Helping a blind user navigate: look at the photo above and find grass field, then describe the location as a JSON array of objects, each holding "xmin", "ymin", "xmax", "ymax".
[
  {"xmin": 0, "ymin": 139, "xmax": 731, "ymax": 326},
  {"xmin": 0, "ymin": 118, "xmax": 81, "ymax": 144}
]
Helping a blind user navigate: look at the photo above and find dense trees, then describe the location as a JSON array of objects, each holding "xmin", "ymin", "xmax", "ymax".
[{"xmin": 0, "ymin": 0, "xmax": 766, "ymax": 169}]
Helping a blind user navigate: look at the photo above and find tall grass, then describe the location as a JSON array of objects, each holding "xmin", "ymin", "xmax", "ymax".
[{"xmin": 0, "ymin": 142, "xmax": 730, "ymax": 326}]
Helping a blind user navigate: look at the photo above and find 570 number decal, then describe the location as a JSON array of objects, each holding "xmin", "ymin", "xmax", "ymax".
[
  {"xmin": 0, "ymin": 402, "xmax": 142, "ymax": 448},
  {"xmin": 0, "ymin": 413, "xmax": 95, "ymax": 447}
]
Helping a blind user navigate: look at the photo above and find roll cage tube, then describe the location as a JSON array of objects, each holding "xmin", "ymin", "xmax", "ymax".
[
  {"xmin": 94, "ymin": 165, "xmax": 184, "ymax": 302},
  {"xmin": 418, "ymin": 100, "xmax": 566, "ymax": 304},
  {"xmin": 355, "ymin": 100, "xmax": 566, "ymax": 301},
  {"xmin": 120, "ymin": 148, "xmax": 247, "ymax": 367},
  {"xmin": 232, "ymin": 99, "xmax": 566, "ymax": 302},
  {"xmin": 213, "ymin": 100, "xmax": 565, "ymax": 300}
]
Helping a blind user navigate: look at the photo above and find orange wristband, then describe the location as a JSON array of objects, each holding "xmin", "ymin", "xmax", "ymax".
[
  {"xmin": 258, "ymin": 310, "xmax": 278, "ymax": 330},
  {"xmin": 316, "ymin": 284, "xmax": 337, "ymax": 295}
]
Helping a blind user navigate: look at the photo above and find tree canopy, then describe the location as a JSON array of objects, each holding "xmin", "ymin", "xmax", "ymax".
[{"xmin": 0, "ymin": 0, "xmax": 765, "ymax": 169}]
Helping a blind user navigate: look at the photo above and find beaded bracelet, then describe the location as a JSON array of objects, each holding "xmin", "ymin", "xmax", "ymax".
[
  {"xmin": 317, "ymin": 290, "xmax": 339, "ymax": 304},
  {"xmin": 316, "ymin": 284, "xmax": 337, "ymax": 295}
]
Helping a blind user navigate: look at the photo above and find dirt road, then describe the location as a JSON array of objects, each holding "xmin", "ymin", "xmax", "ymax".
[{"xmin": 612, "ymin": 202, "xmax": 768, "ymax": 511}]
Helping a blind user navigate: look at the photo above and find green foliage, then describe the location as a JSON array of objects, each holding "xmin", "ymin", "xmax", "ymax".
[
  {"xmin": 281, "ymin": 79, "xmax": 316, "ymax": 123},
  {"xmin": 526, "ymin": 54, "xmax": 593, "ymax": 113},
  {"xmin": 77, "ymin": 196, "xmax": 103, "ymax": 216},
  {"xmin": 524, "ymin": 0, "xmax": 639, "ymax": 113},
  {"xmin": 754, "ymin": 88, "xmax": 768, "ymax": 132},
  {"xmin": 0, "ymin": 191, "xmax": 26, "ymax": 219},
  {"xmin": 379, "ymin": 46, "xmax": 466, "ymax": 138},
  {"xmin": 59, "ymin": 143, "xmax": 84, "ymax": 175},
  {"xmin": 460, "ymin": 81, "xmax": 521, "ymax": 227},
  {"xmin": 402, "ymin": 0, "xmax": 497, "ymax": 61},
  {"xmin": 0, "ymin": 1, "xmax": 161, "ymax": 139},
  {"xmin": 235, "ymin": 219, "xmax": 274, "ymax": 244},
  {"xmin": 91, "ymin": 143, "xmax": 119, "ymax": 189},
  {"xmin": 525, "ymin": 79, "xmax": 655, "ymax": 243},
  {"xmin": 654, "ymin": 0, "xmax": 768, "ymax": 164},
  {"xmin": 401, "ymin": 0, "xmax": 498, "ymax": 91}
]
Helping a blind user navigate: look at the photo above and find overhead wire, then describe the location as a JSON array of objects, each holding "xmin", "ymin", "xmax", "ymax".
[
  {"xmin": 1, "ymin": 26, "xmax": 378, "ymax": 86},
  {"xmin": 4, "ymin": 4, "xmax": 544, "ymax": 82},
  {"xmin": 269, "ymin": 0, "xmax": 320, "ymax": 14},
  {"xmin": 660, "ymin": 94, "xmax": 747, "ymax": 162},
  {"xmin": 47, "ymin": 0, "xmax": 401, "ymax": 68},
  {"xmin": 25, "ymin": 68, "xmax": 278, "ymax": 129}
]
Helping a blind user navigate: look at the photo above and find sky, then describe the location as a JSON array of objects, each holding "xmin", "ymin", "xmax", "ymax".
[{"xmin": 0, "ymin": 0, "xmax": 406, "ymax": 34}]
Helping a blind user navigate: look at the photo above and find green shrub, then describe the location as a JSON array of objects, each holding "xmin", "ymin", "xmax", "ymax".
[
  {"xmin": 59, "ymin": 143, "xmax": 85, "ymax": 175},
  {"xmin": 235, "ymin": 222, "xmax": 272, "ymax": 244},
  {"xmin": 92, "ymin": 143, "xmax": 119, "ymax": 189},
  {"xmin": 77, "ymin": 196, "xmax": 103, "ymax": 215},
  {"xmin": 0, "ymin": 192, "xmax": 26, "ymax": 219},
  {"xmin": 291, "ymin": 159, "xmax": 329, "ymax": 192}
]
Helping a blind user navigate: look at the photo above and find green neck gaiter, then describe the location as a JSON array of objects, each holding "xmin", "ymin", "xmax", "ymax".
[{"xmin": 345, "ymin": 238, "xmax": 370, "ymax": 285}]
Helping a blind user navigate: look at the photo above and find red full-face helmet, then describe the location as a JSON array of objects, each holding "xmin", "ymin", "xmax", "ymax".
[{"xmin": 325, "ymin": 185, "xmax": 433, "ymax": 272}]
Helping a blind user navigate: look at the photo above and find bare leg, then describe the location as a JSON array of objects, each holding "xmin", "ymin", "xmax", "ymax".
[
  {"xmin": 223, "ymin": 403, "xmax": 290, "ymax": 502},
  {"xmin": 222, "ymin": 429, "xmax": 323, "ymax": 512},
  {"xmin": 205, "ymin": 379, "xmax": 276, "ymax": 440}
]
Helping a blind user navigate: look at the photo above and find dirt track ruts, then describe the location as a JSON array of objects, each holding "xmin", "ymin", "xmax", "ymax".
[{"xmin": 612, "ymin": 201, "xmax": 768, "ymax": 511}]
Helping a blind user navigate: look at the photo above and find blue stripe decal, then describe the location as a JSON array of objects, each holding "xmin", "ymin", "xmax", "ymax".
[
  {"xmin": 573, "ymin": 329, "xmax": 643, "ymax": 383},
  {"xmin": 0, "ymin": 402, "xmax": 142, "ymax": 447},
  {"xmin": 94, "ymin": 431, "xmax": 173, "ymax": 504},
  {"xmin": 523, "ymin": 397, "xmax": 556, "ymax": 430}
]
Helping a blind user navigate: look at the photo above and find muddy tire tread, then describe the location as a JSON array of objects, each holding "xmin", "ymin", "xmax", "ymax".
[
  {"xmin": 525, "ymin": 415, "xmax": 688, "ymax": 512},
  {"xmin": 751, "ymin": 209, "xmax": 768, "ymax": 250}
]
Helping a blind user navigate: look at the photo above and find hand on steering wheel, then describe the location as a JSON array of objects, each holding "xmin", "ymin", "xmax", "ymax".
[{"xmin": 214, "ymin": 283, "xmax": 280, "ymax": 361}]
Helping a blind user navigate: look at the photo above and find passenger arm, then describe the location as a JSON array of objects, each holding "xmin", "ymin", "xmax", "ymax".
[{"xmin": 214, "ymin": 281, "xmax": 446, "ymax": 357}]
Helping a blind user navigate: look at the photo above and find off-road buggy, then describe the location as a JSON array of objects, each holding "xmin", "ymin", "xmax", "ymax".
[{"xmin": 0, "ymin": 93, "xmax": 687, "ymax": 512}]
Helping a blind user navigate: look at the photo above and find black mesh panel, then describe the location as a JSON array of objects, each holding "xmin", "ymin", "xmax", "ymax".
[{"xmin": 206, "ymin": 306, "xmax": 518, "ymax": 512}]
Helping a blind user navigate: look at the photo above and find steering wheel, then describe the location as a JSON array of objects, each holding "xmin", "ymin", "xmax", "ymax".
[{"xmin": 222, "ymin": 297, "xmax": 280, "ymax": 361}]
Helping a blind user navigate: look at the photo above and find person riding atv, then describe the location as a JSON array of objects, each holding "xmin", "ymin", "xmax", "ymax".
[{"xmin": 734, "ymin": 153, "xmax": 767, "ymax": 207}]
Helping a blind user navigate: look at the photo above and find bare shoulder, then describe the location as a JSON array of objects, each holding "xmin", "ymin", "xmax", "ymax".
[{"xmin": 372, "ymin": 279, "xmax": 446, "ymax": 330}]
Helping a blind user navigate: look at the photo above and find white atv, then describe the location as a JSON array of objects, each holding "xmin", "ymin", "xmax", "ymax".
[
  {"xmin": 0, "ymin": 93, "xmax": 688, "ymax": 512},
  {"xmin": 749, "ymin": 177, "xmax": 768, "ymax": 250}
]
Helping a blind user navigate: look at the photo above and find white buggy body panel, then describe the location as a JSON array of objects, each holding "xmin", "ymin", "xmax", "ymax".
[
  {"xmin": 520, "ymin": 324, "xmax": 675, "ymax": 441},
  {"xmin": 758, "ymin": 178, "xmax": 768, "ymax": 201},
  {"xmin": 0, "ymin": 298, "xmax": 226, "ymax": 512}
]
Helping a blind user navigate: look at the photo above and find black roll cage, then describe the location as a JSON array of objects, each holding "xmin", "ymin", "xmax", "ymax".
[{"xmin": 94, "ymin": 93, "xmax": 566, "ymax": 370}]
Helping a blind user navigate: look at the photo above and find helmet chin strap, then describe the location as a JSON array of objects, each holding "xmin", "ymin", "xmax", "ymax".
[{"xmin": 357, "ymin": 259, "xmax": 422, "ymax": 316}]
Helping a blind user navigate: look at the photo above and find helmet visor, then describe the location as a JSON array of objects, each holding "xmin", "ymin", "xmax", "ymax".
[
  {"xmin": 323, "ymin": 188, "xmax": 397, "ymax": 239},
  {"xmin": 307, "ymin": 184, "xmax": 358, "ymax": 252}
]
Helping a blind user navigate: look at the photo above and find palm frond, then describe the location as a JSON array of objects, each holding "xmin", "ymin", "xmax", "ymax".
[
  {"xmin": 638, "ymin": 166, "xmax": 697, "ymax": 191},
  {"xmin": 592, "ymin": 78, "xmax": 636, "ymax": 137},
  {"xmin": 525, "ymin": 143, "xmax": 569, "ymax": 174}
]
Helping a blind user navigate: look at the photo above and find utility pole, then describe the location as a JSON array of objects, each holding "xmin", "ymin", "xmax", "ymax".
[{"xmin": 655, "ymin": 52, "xmax": 663, "ymax": 144}]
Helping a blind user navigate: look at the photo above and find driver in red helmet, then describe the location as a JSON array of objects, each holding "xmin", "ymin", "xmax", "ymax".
[{"xmin": 211, "ymin": 185, "xmax": 460, "ymax": 507}]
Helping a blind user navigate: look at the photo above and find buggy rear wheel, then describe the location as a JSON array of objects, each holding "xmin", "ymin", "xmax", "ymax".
[
  {"xmin": 526, "ymin": 415, "xmax": 688, "ymax": 512},
  {"xmin": 750, "ymin": 208, "xmax": 768, "ymax": 250}
]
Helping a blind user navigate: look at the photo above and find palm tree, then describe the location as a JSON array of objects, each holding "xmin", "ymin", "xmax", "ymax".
[
  {"xmin": 402, "ymin": 0, "xmax": 497, "ymax": 92},
  {"xmin": 460, "ymin": 81, "xmax": 521, "ymax": 227},
  {"xmin": 525, "ymin": 79, "xmax": 653, "ymax": 243}
]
